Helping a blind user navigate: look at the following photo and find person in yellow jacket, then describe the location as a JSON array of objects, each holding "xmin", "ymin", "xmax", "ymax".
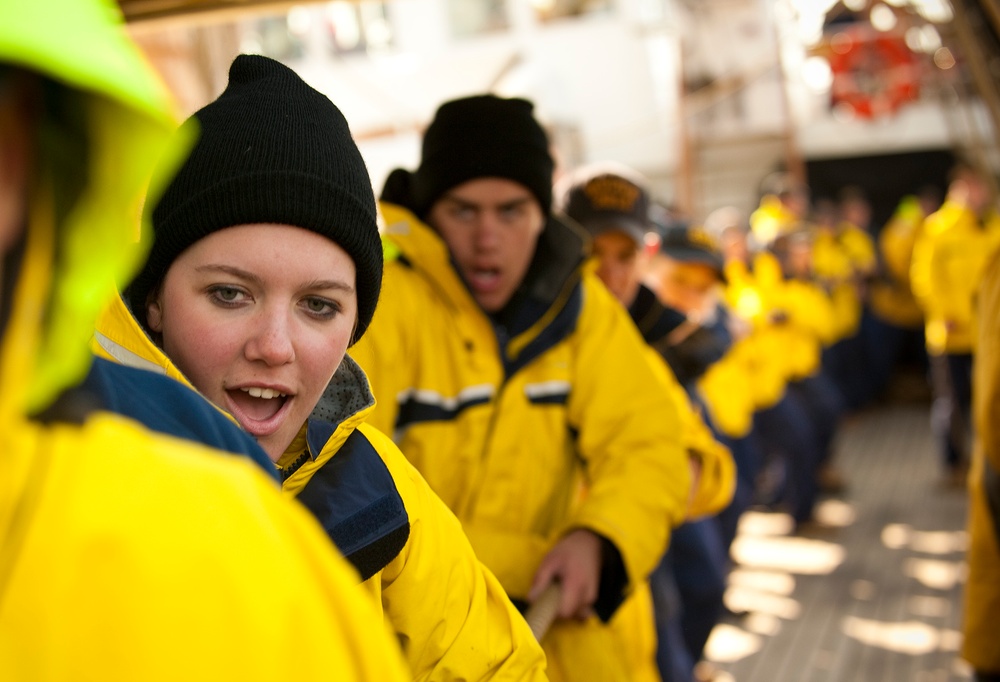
[
  {"xmin": 0, "ymin": 2, "xmax": 411, "ymax": 680},
  {"xmin": 749, "ymin": 172, "xmax": 810, "ymax": 246},
  {"xmin": 748, "ymin": 175, "xmax": 843, "ymax": 390},
  {"xmin": 872, "ymin": 192, "xmax": 937, "ymax": 329},
  {"xmin": 557, "ymin": 165, "xmax": 735, "ymax": 682},
  {"xmin": 809, "ymin": 189, "xmax": 876, "ymax": 410},
  {"xmin": 911, "ymin": 163, "xmax": 1000, "ymax": 482},
  {"xmin": 836, "ymin": 187, "xmax": 878, "ymax": 277},
  {"xmin": 766, "ymin": 226, "xmax": 849, "ymax": 503},
  {"xmin": 866, "ymin": 189, "xmax": 940, "ymax": 404},
  {"xmin": 962, "ymin": 248, "xmax": 1000, "ymax": 681},
  {"xmin": 707, "ymin": 207, "xmax": 843, "ymax": 531},
  {"xmin": 94, "ymin": 55, "xmax": 547, "ymax": 682},
  {"xmin": 352, "ymin": 96, "xmax": 691, "ymax": 682},
  {"xmin": 700, "ymin": 208, "xmax": 771, "ymax": 437}
]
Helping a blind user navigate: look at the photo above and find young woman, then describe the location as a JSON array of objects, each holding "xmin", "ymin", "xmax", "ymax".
[{"xmin": 93, "ymin": 54, "xmax": 547, "ymax": 682}]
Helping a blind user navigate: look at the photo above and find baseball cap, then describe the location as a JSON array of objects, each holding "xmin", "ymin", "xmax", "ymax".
[
  {"xmin": 659, "ymin": 223, "xmax": 725, "ymax": 279},
  {"xmin": 559, "ymin": 164, "xmax": 651, "ymax": 247}
]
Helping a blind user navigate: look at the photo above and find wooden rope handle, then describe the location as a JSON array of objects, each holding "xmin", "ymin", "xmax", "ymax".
[{"xmin": 523, "ymin": 583, "xmax": 562, "ymax": 641}]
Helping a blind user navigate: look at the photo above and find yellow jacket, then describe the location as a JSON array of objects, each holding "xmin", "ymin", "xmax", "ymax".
[
  {"xmin": 696, "ymin": 336, "xmax": 757, "ymax": 439},
  {"xmin": 869, "ymin": 196, "xmax": 925, "ymax": 328},
  {"xmin": 94, "ymin": 293, "xmax": 549, "ymax": 682},
  {"xmin": 676, "ymin": 384, "xmax": 737, "ymax": 520},
  {"xmin": 0, "ymin": 1, "xmax": 409, "ymax": 679},
  {"xmin": 720, "ymin": 258, "xmax": 788, "ymax": 412},
  {"xmin": 812, "ymin": 230, "xmax": 864, "ymax": 340},
  {"xmin": 353, "ymin": 203, "xmax": 692, "ymax": 680},
  {"xmin": 963, "ymin": 249, "xmax": 1000, "ymax": 673},
  {"xmin": 781, "ymin": 276, "xmax": 838, "ymax": 379},
  {"xmin": 838, "ymin": 222, "xmax": 877, "ymax": 275},
  {"xmin": 811, "ymin": 230, "xmax": 855, "ymax": 284},
  {"xmin": 724, "ymin": 250, "xmax": 834, "ymax": 387},
  {"xmin": 911, "ymin": 201, "xmax": 1000, "ymax": 354}
]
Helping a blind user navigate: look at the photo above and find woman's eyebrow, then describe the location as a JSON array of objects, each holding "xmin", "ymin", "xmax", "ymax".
[
  {"xmin": 195, "ymin": 264, "xmax": 262, "ymax": 285},
  {"xmin": 194, "ymin": 265, "xmax": 354, "ymax": 294},
  {"xmin": 304, "ymin": 279, "xmax": 355, "ymax": 294}
]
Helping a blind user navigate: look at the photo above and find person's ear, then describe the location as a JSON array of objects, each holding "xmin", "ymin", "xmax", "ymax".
[{"xmin": 146, "ymin": 294, "xmax": 163, "ymax": 333}]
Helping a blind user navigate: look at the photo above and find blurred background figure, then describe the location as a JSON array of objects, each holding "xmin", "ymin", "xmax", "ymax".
[
  {"xmin": 911, "ymin": 162, "xmax": 1000, "ymax": 485},
  {"xmin": 559, "ymin": 164, "xmax": 736, "ymax": 682},
  {"xmin": 865, "ymin": 187, "xmax": 941, "ymax": 405},
  {"xmin": 746, "ymin": 175, "xmax": 849, "ymax": 525},
  {"xmin": 811, "ymin": 186, "xmax": 877, "ymax": 412}
]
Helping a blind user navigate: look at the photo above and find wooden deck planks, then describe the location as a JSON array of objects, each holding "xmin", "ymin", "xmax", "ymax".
[{"xmin": 705, "ymin": 404, "xmax": 973, "ymax": 682}]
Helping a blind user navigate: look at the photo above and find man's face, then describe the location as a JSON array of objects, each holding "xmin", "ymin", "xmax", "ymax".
[
  {"xmin": 591, "ymin": 229, "xmax": 645, "ymax": 307},
  {"xmin": 427, "ymin": 177, "xmax": 546, "ymax": 313}
]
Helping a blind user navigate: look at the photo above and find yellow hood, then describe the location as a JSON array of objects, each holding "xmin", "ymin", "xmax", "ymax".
[{"xmin": 0, "ymin": 0, "xmax": 185, "ymax": 419}]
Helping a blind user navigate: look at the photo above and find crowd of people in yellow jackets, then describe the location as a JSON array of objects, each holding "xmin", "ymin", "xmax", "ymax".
[
  {"xmin": 3, "ymin": 1, "xmax": 1000, "ymax": 681},
  {"xmin": 629, "ymin": 161, "xmax": 1000, "ymax": 682}
]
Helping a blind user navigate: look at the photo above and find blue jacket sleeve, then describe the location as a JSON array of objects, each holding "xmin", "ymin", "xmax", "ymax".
[{"xmin": 81, "ymin": 356, "xmax": 279, "ymax": 480}]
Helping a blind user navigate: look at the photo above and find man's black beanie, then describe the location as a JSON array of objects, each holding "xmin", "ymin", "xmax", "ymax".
[
  {"xmin": 409, "ymin": 94, "xmax": 554, "ymax": 218},
  {"xmin": 126, "ymin": 54, "xmax": 381, "ymax": 345}
]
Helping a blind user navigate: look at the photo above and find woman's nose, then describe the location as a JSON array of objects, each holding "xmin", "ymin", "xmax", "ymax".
[{"xmin": 244, "ymin": 309, "xmax": 295, "ymax": 365}]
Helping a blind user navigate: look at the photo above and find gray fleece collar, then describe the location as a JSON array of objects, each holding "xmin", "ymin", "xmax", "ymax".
[{"xmin": 309, "ymin": 354, "xmax": 374, "ymax": 430}]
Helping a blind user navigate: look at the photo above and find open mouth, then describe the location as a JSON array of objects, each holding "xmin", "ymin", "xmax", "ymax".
[
  {"xmin": 225, "ymin": 386, "xmax": 292, "ymax": 438},
  {"xmin": 467, "ymin": 267, "xmax": 501, "ymax": 293}
]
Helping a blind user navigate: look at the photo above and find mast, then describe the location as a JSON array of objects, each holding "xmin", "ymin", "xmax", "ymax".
[{"xmin": 767, "ymin": 0, "xmax": 806, "ymax": 186}]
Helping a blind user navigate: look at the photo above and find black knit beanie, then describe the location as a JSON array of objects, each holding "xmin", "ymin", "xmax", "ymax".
[
  {"xmin": 409, "ymin": 95, "xmax": 554, "ymax": 218},
  {"xmin": 126, "ymin": 54, "xmax": 381, "ymax": 345}
]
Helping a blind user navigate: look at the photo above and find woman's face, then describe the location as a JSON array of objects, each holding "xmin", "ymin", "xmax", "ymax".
[{"xmin": 147, "ymin": 224, "xmax": 357, "ymax": 461}]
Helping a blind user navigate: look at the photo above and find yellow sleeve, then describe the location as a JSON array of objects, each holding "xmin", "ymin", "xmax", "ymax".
[
  {"xmin": 880, "ymin": 218, "xmax": 914, "ymax": 283},
  {"xmin": 686, "ymin": 426, "xmax": 737, "ymax": 520},
  {"xmin": 680, "ymin": 402, "xmax": 736, "ymax": 520},
  {"xmin": 910, "ymin": 209, "xmax": 954, "ymax": 320},
  {"xmin": 963, "ymin": 250, "xmax": 1000, "ymax": 670},
  {"xmin": 787, "ymin": 280, "xmax": 837, "ymax": 346},
  {"xmin": 644, "ymin": 348, "xmax": 735, "ymax": 519},
  {"xmin": 359, "ymin": 424, "xmax": 549, "ymax": 682},
  {"xmin": 976, "ymin": 251, "xmax": 1000, "ymax": 466},
  {"xmin": 696, "ymin": 345, "xmax": 756, "ymax": 438},
  {"xmin": 811, "ymin": 232, "xmax": 853, "ymax": 282},
  {"xmin": 567, "ymin": 277, "xmax": 691, "ymax": 587},
  {"xmin": 840, "ymin": 225, "xmax": 877, "ymax": 273}
]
